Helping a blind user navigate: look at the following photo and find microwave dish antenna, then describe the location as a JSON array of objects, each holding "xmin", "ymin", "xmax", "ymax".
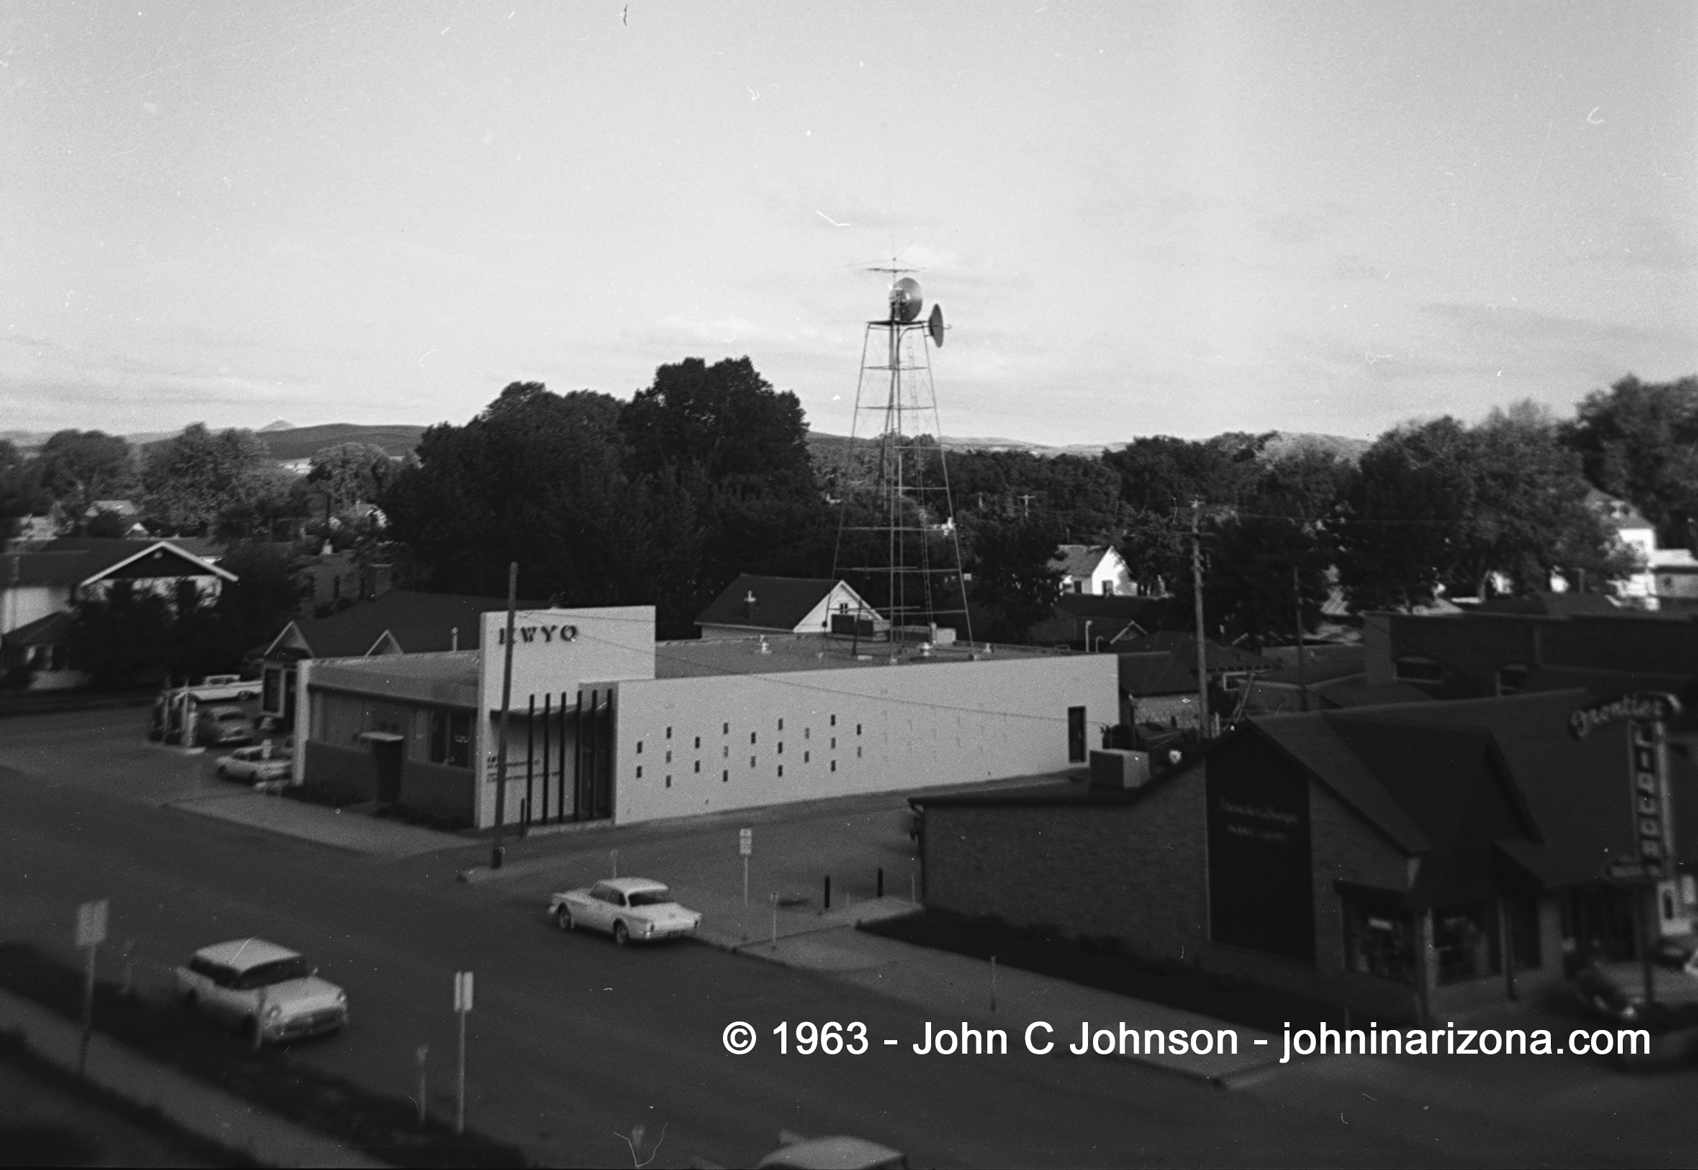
[
  {"xmin": 890, "ymin": 277, "xmax": 924, "ymax": 323},
  {"xmin": 927, "ymin": 303, "xmax": 945, "ymax": 348}
]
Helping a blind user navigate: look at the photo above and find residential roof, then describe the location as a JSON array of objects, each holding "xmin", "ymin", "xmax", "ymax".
[
  {"xmin": 1050, "ymin": 544, "xmax": 1112, "ymax": 578},
  {"xmin": 1113, "ymin": 631, "xmax": 1275, "ymax": 671},
  {"xmin": 1, "ymin": 539, "xmax": 232, "ymax": 589},
  {"xmin": 1253, "ymin": 643, "xmax": 1365, "ymax": 686},
  {"xmin": 1472, "ymin": 591, "xmax": 1623, "ymax": 617},
  {"xmin": 267, "ymin": 589, "xmax": 547, "ymax": 659},
  {"xmin": 3, "ymin": 610, "xmax": 73, "ymax": 647},
  {"xmin": 1118, "ymin": 650, "xmax": 1201, "ymax": 697},
  {"xmin": 695, "ymin": 574, "xmax": 851, "ymax": 633}
]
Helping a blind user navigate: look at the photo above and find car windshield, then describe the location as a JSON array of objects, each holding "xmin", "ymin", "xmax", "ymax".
[
  {"xmin": 232, "ymin": 956, "xmax": 310, "ymax": 989},
  {"xmin": 627, "ymin": 889, "xmax": 672, "ymax": 907}
]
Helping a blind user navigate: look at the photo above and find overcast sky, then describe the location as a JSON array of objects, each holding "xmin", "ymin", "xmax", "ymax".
[{"xmin": 4, "ymin": 2, "xmax": 1695, "ymax": 446}]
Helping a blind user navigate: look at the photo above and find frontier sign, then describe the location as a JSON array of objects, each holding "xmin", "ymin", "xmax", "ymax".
[
  {"xmin": 1569, "ymin": 691, "xmax": 1683, "ymax": 882},
  {"xmin": 1567, "ymin": 691, "xmax": 1682, "ymax": 740}
]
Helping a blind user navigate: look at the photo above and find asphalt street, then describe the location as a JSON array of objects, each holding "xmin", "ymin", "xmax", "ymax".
[{"xmin": 2, "ymin": 708, "xmax": 1695, "ymax": 1167}]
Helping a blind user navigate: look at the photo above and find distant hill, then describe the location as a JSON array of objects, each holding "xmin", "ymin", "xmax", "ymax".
[
  {"xmin": 257, "ymin": 419, "xmax": 295, "ymax": 433},
  {"xmin": 256, "ymin": 423, "xmax": 427, "ymax": 461},
  {"xmin": 807, "ymin": 429, "xmax": 1370, "ymax": 462}
]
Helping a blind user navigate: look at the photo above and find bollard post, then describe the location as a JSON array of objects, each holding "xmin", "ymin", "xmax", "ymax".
[
  {"xmin": 824, "ymin": 875, "xmax": 831, "ymax": 911},
  {"xmin": 416, "ymin": 1046, "xmax": 429, "ymax": 1125}
]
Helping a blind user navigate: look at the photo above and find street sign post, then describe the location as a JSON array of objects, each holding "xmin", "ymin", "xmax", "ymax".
[
  {"xmin": 453, "ymin": 971, "xmax": 473, "ymax": 1135},
  {"xmin": 739, "ymin": 828, "xmax": 752, "ymax": 905},
  {"xmin": 75, "ymin": 899, "xmax": 108, "ymax": 1077}
]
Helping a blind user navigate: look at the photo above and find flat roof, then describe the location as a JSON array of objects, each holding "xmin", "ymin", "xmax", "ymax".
[{"xmin": 653, "ymin": 635, "xmax": 1069, "ymax": 679}]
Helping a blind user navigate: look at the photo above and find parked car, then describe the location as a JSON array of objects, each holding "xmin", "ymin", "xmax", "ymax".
[
  {"xmin": 755, "ymin": 1131, "xmax": 907, "ymax": 1170},
  {"xmin": 175, "ymin": 938, "xmax": 348, "ymax": 1043},
  {"xmin": 195, "ymin": 705, "xmax": 254, "ymax": 747},
  {"xmin": 548, "ymin": 878, "xmax": 702, "ymax": 945},
  {"xmin": 215, "ymin": 745, "xmax": 293, "ymax": 785}
]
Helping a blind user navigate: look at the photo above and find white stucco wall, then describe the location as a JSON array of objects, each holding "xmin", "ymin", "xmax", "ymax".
[{"xmin": 609, "ymin": 652, "xmax": 1119, "ymax": 825}]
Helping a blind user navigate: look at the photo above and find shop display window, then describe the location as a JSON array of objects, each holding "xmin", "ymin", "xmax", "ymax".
[
  {"xmin": 1435, "ymin": 901, "xmax": 1500, "ymax": 984},
  {"xmin": 1341, "ymin": 890, "xmax": 1415, "ymax": 985}
]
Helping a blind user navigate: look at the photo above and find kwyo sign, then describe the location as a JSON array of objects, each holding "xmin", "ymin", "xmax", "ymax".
[
  {"xmin": 495, "ymin": 623, "xmax": 579, "ymax": 646},
  {"xmin": 1568, "ymin": 691, "xmax": 1682, "ymax": 739}
]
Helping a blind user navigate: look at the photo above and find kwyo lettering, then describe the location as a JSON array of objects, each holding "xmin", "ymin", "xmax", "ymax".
[{"xmin": 496, "ymin": 624, "xmax": 580, "ymax": 646}]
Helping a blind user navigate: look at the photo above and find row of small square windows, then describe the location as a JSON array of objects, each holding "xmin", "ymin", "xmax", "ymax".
[
  {"xmin": 637, "ymin": 720, "xmax": 860, "ymax": 756},
  {"xmin": 638, "ymin": 746, "xmax": 864, "ymax": 784}
]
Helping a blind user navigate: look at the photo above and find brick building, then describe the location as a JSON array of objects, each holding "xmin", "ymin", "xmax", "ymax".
[{"xmin": 914, "ymin": 690, "xmax": 1698, "ymax": 1021}]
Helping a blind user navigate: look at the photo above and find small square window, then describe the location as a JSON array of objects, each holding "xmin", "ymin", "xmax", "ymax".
[
  {"xmin": 856, "ymin": 724, "xmax": 862, "ymax": 735},
  {"xmin": 777, "ymin": 742, "xmax": 784, "ymax": 755},
  {"xmin": 694, "ymin": 760, "xmax": 701, "ymax": 773},
  {"xmin": 636, "ymin": 765, "xmax": 644, "ymax": 778},
  {"xmin": 665, "ymin": 726, "xmax": 672, "ymax": 739},
  {"xmin": 778, "ymin": 718, "xmax": 785, "ymax": 731},
  {"xmin": 722, "ymin": 770, "xmax": 729, "ymax": 782},
  {"xmin": 723, "ymin": 722, "xmax": 730, "ymax": 735},
  {"xmin": 636, "ymin": 741, "xmax": 644, "ymax": 754},
  {"xmin": 778, "ymin": 764, "xmax": 784, "ymax": 777},
  {"xmin": 750, "ymin": 756, "xmax": 757, "ymax": 768},
  {"xmin": 750, "ymin": 732, "xmax": 757, "ymax": 744},
  {"xmin": 830, "ymin": 760, "xmax": 837, "ymax": 772},
  {"xmin": 830, "ymin": 714, "xmax": 837, "ymax": 727},
  {"xmin": 857, "ymin": 747, "xmax": 862, "ymax": 758},
  {"xmin": 694, "ymin": 736, "xmax": 701, "ymax": 749},
  {"xmin": 665, "ymin": 776, "xmax": 671, "ymax": 788},
  {"xmin": 804, "ymin": 751, "xmax": 810, "ymax": 763}
]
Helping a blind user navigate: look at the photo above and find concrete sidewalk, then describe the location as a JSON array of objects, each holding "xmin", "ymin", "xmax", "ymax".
[
  {"xmin": 671, "ymin": 881, "xmax": 1281, "ymax": 1083},
  {"xmin": 0, "ymin": 986, "xmax": 383, "ymax": 1168},
  {"xmin": 168, "ymin": 791, "xmax": 470, "ymax": 858}
]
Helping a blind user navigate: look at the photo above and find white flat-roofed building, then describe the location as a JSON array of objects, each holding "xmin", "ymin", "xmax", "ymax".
[{"xmin": 294, "ymin": 604, "xmax": 1118, "ymax": 830}]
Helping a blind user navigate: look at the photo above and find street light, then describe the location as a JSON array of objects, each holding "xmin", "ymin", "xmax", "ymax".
[{"xmin": 1083, "ymin": 620, "xmax": 1092, "ymax": 651}]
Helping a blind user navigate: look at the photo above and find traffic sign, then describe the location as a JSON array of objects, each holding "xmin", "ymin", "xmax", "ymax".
[
  {"xmin": 75, "ymin": 900, "xmax": 108, "ymax": 948},
  {"xmin": 453, "ymin": 970, "xmax": 474, "ymax": 1013},
  {"xmin": 739, "ymin": 828, "xmax": 752, "ymax": 857}
]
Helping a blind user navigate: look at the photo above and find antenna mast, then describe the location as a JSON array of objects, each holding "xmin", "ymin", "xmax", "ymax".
[{"xmin": 833, "ymin": 270, "xmax": 972, "ymax": 643}]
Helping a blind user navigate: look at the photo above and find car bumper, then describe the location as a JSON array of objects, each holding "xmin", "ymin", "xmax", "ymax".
[
  {"xmin": 638, "ymin": 922, "xmax": 700, "ymax": 941},
  {"xmin": 265, "ymin": 1007, "xmax": 347, "ymax": 1041}
]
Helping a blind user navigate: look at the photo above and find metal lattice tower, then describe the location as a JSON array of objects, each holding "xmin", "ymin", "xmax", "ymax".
[{"xmin": 832, "ymin": 272, "xmax": 972, "ymax": 642}]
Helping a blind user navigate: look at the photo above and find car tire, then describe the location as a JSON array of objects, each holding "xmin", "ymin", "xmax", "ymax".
[
  {"xmin": 555, "ymin": 906, "xmax": 574, "ymax": 932},
  {"xmin": 613, "ymin": 921, "xmax": 630, "ymax": 947}
]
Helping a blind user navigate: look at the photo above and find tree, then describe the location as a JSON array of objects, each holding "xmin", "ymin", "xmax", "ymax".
[
  {"xmin": 381, "ymin": 382, "xmax": 678, "ymax": 609},
  {"xmin": 64, "ymin": 581, "xmax": 172, "ymax": 689},
  {"xmin": 1561, "ymin": 374, "xmax": 1698, "ymax": 549},
  {"xmin": 306, "ymin": 443, "xmax": 396, "ymax": 515},
  {"xmin": 0, "ymin": 440, "xmax": 49, "ymax": 539},
  {"xmin": 961, "ymin": 515, "xmax": 1065, "ymax": 643},
  {"xmin": 140, "ymin": 424, "xmax": 276, "ymax": 536},
  {"xmin": 36, "ymin": 430, "xmax": 134, "ymax": 531}
]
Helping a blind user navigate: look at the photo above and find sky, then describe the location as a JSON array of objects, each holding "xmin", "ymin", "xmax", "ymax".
[{"xmin": 3, "ymin": 1, "xmax": 1695, "ymax": 446}]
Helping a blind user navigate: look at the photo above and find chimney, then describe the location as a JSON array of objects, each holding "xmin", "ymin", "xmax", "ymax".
[
  {"xmin": 361, "ymin": 563, "xmax": 394, "ymax": 601},
  {"xmin": 743, "ymin": 589, "xmax": 758, "ymax": 619}
]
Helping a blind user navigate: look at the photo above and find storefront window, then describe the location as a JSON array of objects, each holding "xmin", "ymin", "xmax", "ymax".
[
  {"xmin": 1435, "ymin": 902, "xmax": 1500, "ymax": 984},
  {"xmin": 429, "ymin": 710, "xmax": 472, "ymax": 767},
  {"xmin": 1341, "ymin": 891, "xmax": 1415, "ymax": 984}
]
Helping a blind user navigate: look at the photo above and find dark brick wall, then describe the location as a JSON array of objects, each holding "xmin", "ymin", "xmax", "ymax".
[{"xmin": 923, "ymin": 773, "xmax": 1208, "ymax": 959}]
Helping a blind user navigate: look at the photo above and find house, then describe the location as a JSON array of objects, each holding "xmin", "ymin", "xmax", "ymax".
[
  {"xmin": 1027, "ymin": 593, "xmax": 1172, "ymax": 649},
  {"xmin": 1051, "ymin": 544, "xmax": 1132, "ymax": 596},
  {"xmin": 913, "ymin": 689, "xmax": 1698, "ymax": 1022},
  {"xmin": 694, "ymin": 575, "xmax": 884, "ymax": 640},
  {"xmin": 1589, "ymin": 489, "xmax": 1698, "ymax": 609},
  {"xmin": 257, "ymin": 580, "xmax": 547, "ymax": 728},
  {"xmin": 1115, "ymin": 632, "xmax": 1276, "ymax": 731},
  {"xmin": 1242, "ymin": 643, "xmax": 1434, "ymax": 715},
  {"xmin": 0, "ymin": 538, "xmax": 236, "ymax": 690}
]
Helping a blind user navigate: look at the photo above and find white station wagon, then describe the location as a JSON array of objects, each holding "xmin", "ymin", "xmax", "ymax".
[
  {"xmin": 175, "ymin": 938, "xmax": 348, "ymax": 1043},
  {"xmin": 548, "ymin": 878, "xmax": 702, "ymax": 945},
  {"xmin": 215, "ymin": 745, "xmax": 293, "ymax": 785}
]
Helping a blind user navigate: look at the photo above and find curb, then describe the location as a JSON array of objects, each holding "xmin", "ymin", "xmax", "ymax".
[{"xmin": 0, "ymin": 988, "xmax": 385, "ymax": 1168}]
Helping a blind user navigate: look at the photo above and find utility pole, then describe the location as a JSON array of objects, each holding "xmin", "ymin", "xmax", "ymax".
[
  {"xmin": 491, "ymin": 562, "xmax": 517, "ymax": 869},
  {"xmin": 1293, "ymin": 564, "xmax": 1308, "ymax": 713},
  {"xmin": 1191, "ymin": 500, "xmax": 1210, "ymax": 738}
]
